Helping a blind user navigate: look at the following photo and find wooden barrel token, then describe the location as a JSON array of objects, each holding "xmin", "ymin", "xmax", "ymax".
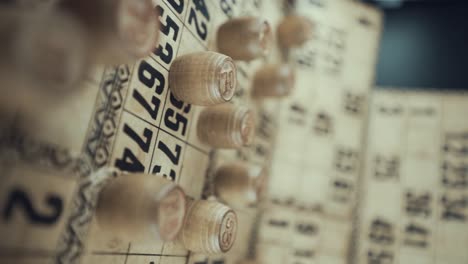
[
  {"xmin": 217, "ymin": 17, "xmax": 272, "ymax": 61},
  {"xmin": 277, "ymin": 15, "xmax": 313, "ymax": 48},
  {"xmin": 60, "ymin": 0, "xmax": 159, "ymax": 64},
  {"xmin": 169, "ymin": 51, "xmax": 237, "ymax": 106},
  {"xmin": 0, "ymin": 9, "xmax": 88, "ymax": 113},
  {"xmin": 214, "ymin": 162, "xmax": 266, "ymax": 207},
  {"xmin": 179, "ymin": 199, "xmax": 237, "ymax": 255},
  {"xmin": 96, "ymin": 173, "xmax": 186, "ymax": 242},
  {"xmin": 252, "ymin": 64, "xmax": 295, "ymax": 98},
  {"xmin": 197, "ymin": 104, "xmax": 255, "ymax": 148}
]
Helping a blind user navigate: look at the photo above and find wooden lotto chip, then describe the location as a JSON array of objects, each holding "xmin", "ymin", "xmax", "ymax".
[
  {"xmin": 277, "ymin": 15, "xmax": 313, "ymax": 48},
  {"xmin": 252, "ymin": 64, "xmax": 295, "ymax": 98},
  {"xmin": 0, "ymin": 9, "xmax": 88, "ymax": 111},
  {"xmin": 60, "ymin": 0, "xmax": 158, "ymax": 64},
  {"xmin": 96, "ymin": 173, "xmax": 186, "ymax": 242},
  {"xmin": 197, "ymin": 104, "xmax": 255, "ymax": 148},
  {"xmin": 216, "ymin": 17, "xmax": 272, "ymax": 61},
  {"xmin": 214, "ymin": 162, "xmax": 266, "ymax": 207},
  {"xmin": 169, "ymin": 51, "xmax": 237, "ymax": 106},
  {"xmin": 179, "ymin": 199, "xmax": 237, "ymax": 255}
]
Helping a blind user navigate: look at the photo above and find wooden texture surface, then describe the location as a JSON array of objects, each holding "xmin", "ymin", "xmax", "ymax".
[{"xmin": 0, "ymin": 1, "xmax": 409, "ymax": 264}]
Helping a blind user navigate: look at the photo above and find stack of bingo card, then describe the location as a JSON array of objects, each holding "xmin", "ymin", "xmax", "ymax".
[
  {"xmin": 0, "ymin": 1, "xmax": 313, "ymax": 264},
  {"xmin": 188, "ymin": 1, "xmax": 314, "ymax": 263},
  {"xmin": 357, "ymin": 89, "xmax": 468, "ymax": 264},
  {"xmin": 254, "ymin": 1, "xmax": 383, "ymax": 264}
]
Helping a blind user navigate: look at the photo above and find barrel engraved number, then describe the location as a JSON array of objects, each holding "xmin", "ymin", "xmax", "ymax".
[
  {"xmin": 2, "ymin": 188, "xmax": 63, "ymax": 225},
  {"xmin": 220, "ymin": 70, "xmax": 235, "ymax": 97},
  {"xmin": 221, "ymin": 215, "xmax": 235, "ymax": 247}
]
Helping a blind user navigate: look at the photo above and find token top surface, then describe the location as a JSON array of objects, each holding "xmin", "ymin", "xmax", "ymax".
[
  {"xmin": 157, "ymin": 185, "xmax": 186, "ymax": 241},
  {"xmin": 218, "ymin": 209, "xmax": 237, "ymax": 252},
  {"xmin": 217, "ymin": 58, "xmax": 237, "ymax": 101},
  {"xmin": 240, "ymin": 110, "xmax": 255, "ymax": 146}
]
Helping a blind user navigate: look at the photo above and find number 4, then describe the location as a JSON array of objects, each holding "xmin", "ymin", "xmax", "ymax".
[{"xmin": 193, "ymin": 0, "xmax": 210, "ymax": 20}]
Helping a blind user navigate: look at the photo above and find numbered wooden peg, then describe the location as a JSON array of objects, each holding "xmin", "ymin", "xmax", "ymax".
[
  {"xmin": 214, "ymin": 162, "xmax": 266, "ymax": 207},
  {"xmin": 277, "ymin": 15, "xmax": 313, "ymax": 48},
  {"xmin": 96, "ymin": 172, "xmax": 186, "ymax": 242},
  {"xmin": 252, "ymin": 64, "xmax": 295, "ymax": 98},
  {"xmin": 60, "ymin": 0, "xmax": 159, "ymax": 64},
  {"xmin": 178, "ymin": 199, "xmax": 237, "ymax": 255},
  {"xmin": 169, "ymin": 51, "xmax": 237, "ymax": 105},
  {"xmin": 0, "ymin": 9, "xmax": 88, "ymax": 113},
  {"xmin": 197, "ymin": 104, "xmax": 255, "ymax": 148},
  {"xmin": 216, "ymin": 17, "xmax": 272, "ymax": 61}
]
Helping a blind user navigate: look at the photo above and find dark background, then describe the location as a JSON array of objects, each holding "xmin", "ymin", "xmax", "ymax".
[{"xmin": 361, "ymin": 0, "xmax": 468, "ymax": 90}]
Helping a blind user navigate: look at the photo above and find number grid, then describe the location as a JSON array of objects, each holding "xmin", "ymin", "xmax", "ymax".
[
  {"xmin": 105, "ymin": 0, "xmax": 212, "ymax": 262},
  {"xmin": 0, "ymin": 1, "xmax": 388, "ymax": 264},
  {"xmin": 356, "ymin": 90, "xmax": 468, "ymax": 264}
]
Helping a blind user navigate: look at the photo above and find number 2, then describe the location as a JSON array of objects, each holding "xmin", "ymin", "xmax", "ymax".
[
  {"xmin": 188, "ymin": 9, "xmax": 207, "ymax": 40},
  {"xmin": 3, "ymin": 188, "xmax": 63, "ymax": 225}
]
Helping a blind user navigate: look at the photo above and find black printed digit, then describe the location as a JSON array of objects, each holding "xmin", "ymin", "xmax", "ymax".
[
  {"xmin": 138, "ymin": 60, "xmax": 165, "ymax": 94},
  {"xmin": 169, "ymin": 92, "xmax": 191, "ymax": 113},
  {"xmin": 296, "ymin": 223, "xmax": 317, "ymax": 236},
  {"xmin": 156, "ymin": 5, "xmax": 180, "ymax": 41},
  {"xmin": 289, "ymin": 103, "xmax": 307, "ymax": 126},
  {"xmin": 166, "ymin": 0, "xmax": 184, "ymax": 14},
  {"xmin": 132, "ymin": 90, "xmax": 161, "ymax": 120},
  {"xmin": 115, "ymin": 148, "xmax": 145, "ymax": 172},
  {"xmin": 157, "ymin": 141, "xmax": 182, "ymax": 165},
  {"xmin": 220, "ymin": 0, "xmax": 236, "ymax": 18},
  {"xmin": 193, "ymin": 0, "xmax": 210, "ymax": 20},
  {"xmin": 164, "ymin": 109, "xmax": 188, "ymax": 136},
  {"xmin": 188, "ymin": 7, "xmax": 208, "ymax": 40},
  {"xmin": 2, "ymin": 188, "xmax": 63, "ymax": 225},
  {"xmin": 154, "ymin": 43, "xmax": 174, "ymax": 64},
  {"xmin": 123, "ymin": 124, "xmax": 153, "ymax": 153},
  {"xmin": 154, "ymin": 5, "xmax": 180, "ymax": 63},
  {"xmin": 152, "ymin": 165, "xmax": 176, "ymax": 181}
]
